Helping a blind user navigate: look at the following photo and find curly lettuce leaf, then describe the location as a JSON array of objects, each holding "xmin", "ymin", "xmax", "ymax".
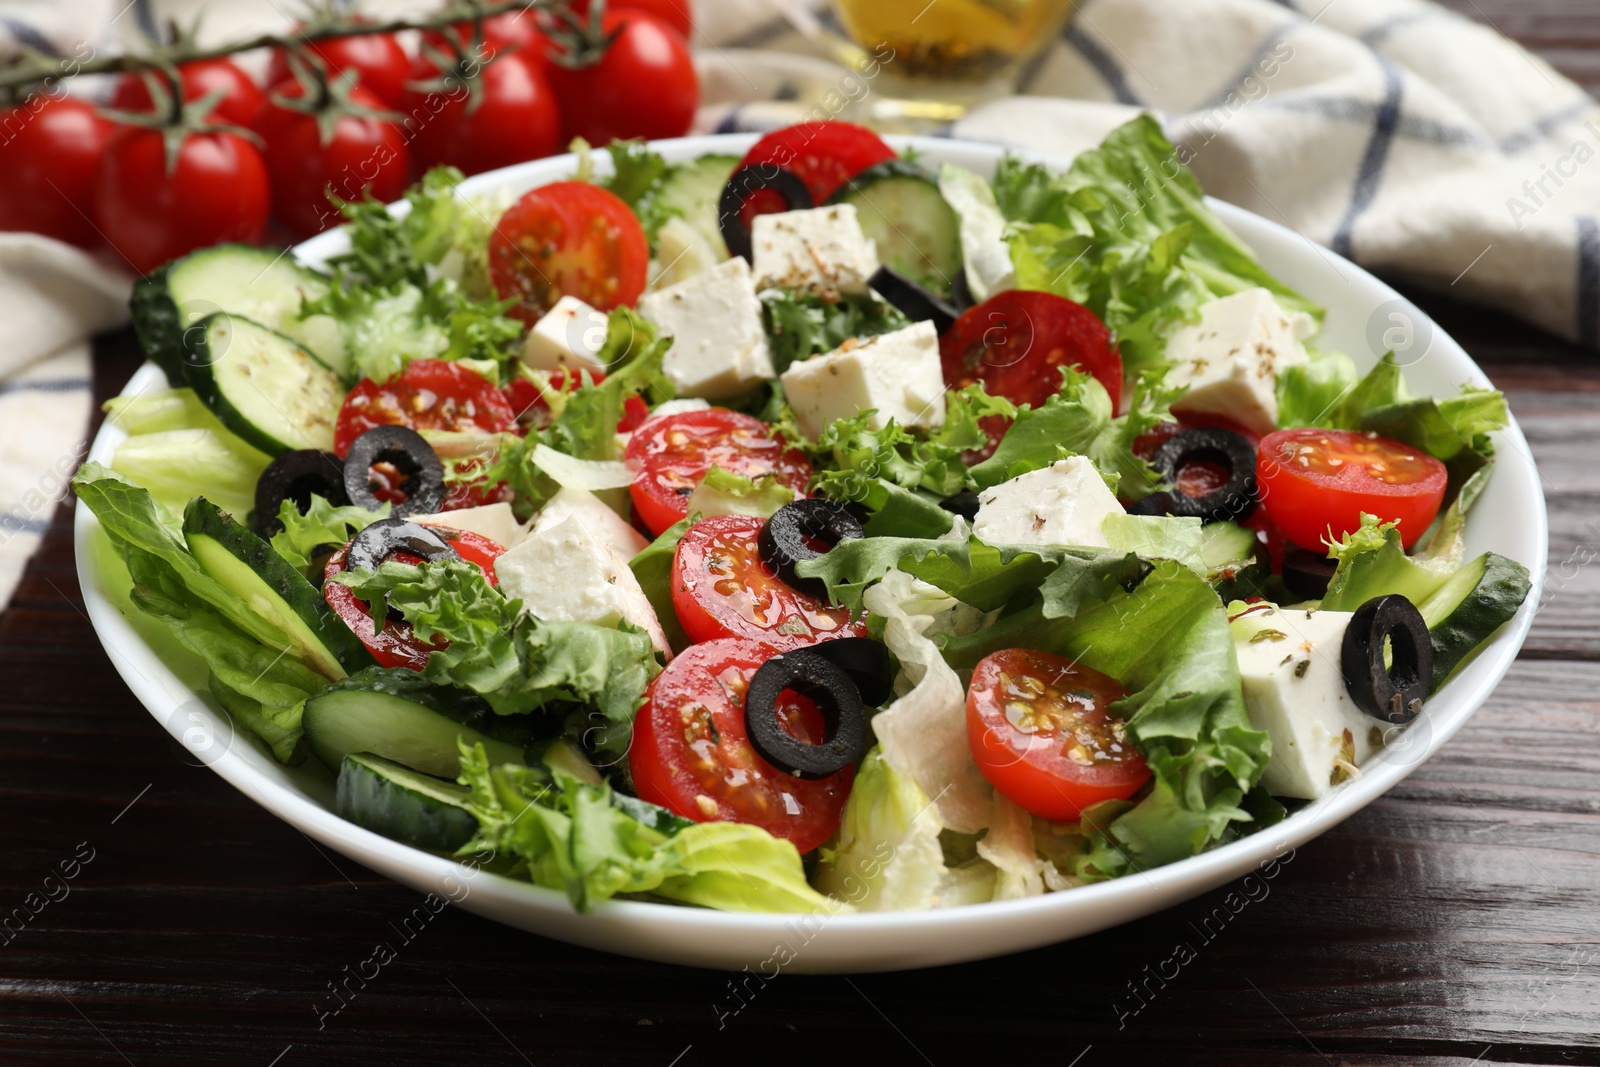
[
  {"xmin": 685, "ymin": 465, "xmax": 796, "ymax": 520},
  {"xmin": 457, "ymin": 744, "xmax": 838, "ymax": 913},
  {"xmin": 270, "ymin": 495, "xmax": 390, "ymax": 572},
  {"xmin": 760, "ymin": 291, "xmax": 911, "ymax": 374},
  {"xmin": 546, "ymin": 308, "xmax": 675, "ymax": 461},
  {"xmin": 597, "ymin": 140, "xmax": 677, "ymax": 242}
]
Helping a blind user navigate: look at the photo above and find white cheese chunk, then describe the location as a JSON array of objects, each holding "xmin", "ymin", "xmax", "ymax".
[
  {"xmin": 1232, "ymin": 606, "xmax": 1390, "ymax": 800},
  {"xmin": 522, "ymin": 295, "xmax": 611, "ymax": 376},
  {"xmin": 971, "ymin": 457, "xmax": 1124, "ymax": 549},
  {"xmin": 780, "ymin": 320, "xmax": 946, "ymax": 439},
  {"xmin": 751, "ymin": 204, "xmax": 880, "ymax": 299},
  {"xmin": 414, "ymin": 503, "xmax": 524, "ymax": 550},
  {"xmin": 1163, "ymin": 288, "xmax": 1312, "ymax": 435},
  {"xmin": 531, "ymin": 485, "xmax": 648, "ymax": 559},
  {"xmin": 649, "ymin": 398, "xmax": 712, "ymax": 418},
  {"xmin": 637, "ymin": 257, "xmax": 774, "ymax": 399},
  {"xmin": 649, "ymin": 216, "xmax": 721, "ymax": 290},
  {"xmin": 495, "ymin": 515, "xmax": 670, "ymax": 657}
]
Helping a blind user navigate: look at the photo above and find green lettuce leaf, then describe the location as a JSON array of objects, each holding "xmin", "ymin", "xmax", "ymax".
[
  {"xmin": 598, "ymin": 140, "xmax": 677, "ymax": 241},
  {"xmin": 814, "ymin": 747, "xmax": 956, "ymax": 911},
  {"xmin": 457, "ymin": 744, "xmax": 839, "ymax": 914},
  {"xmin": 545, "ymin": 308, "xmax": 675, "ymax": 461},
  {"xmin": 1275, "ymin": 349, "xmax": 1359, "ymax": 429},
  {"xmin": 627, "ymin": 518, "xmax": 691, "ymax": 655},
  {"xmin": 760, "ymin": 291, "xmax": 910, "ymax": 374},
  {"xmin": 270, "ymin": 495, "xmax": 391, "ymax": 572},
  {"xmin": 104, "ymin": 390, "xmax": 272, "ymax": 519},
  {"xmin": 685, "ymin": 465, "xmax": 795, "ymax": 520}
]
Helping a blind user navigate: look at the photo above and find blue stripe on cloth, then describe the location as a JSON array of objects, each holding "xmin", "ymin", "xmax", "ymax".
[
  {"xmin": 725, "ymin": 16, "xmax": 794, "ymax": 51},
  {"xmin": 1064, "ymin": 22, "xmax": 1143, "ymax": 106},
  {"xmin": 0, "ymin": 16, "xmax": 60, "ymax": 55},
  {"xmin": 1200, "ymin": 23, "xmax": 1299, "ymax": 110},
  {"xmin": 1330, "ymin": 61, "xmax": 1405, "ymax": 259},
  {"xmin": 1, "ymin": 513, "xmax": 49, "ymax": 536},
  {"xmin": 1578, "ymin": 217, "xmax": 1600, "ymax": 349},
  {"xmin": 714, "ymin": 107, "xmax": 745, "ymax": 134},
  {"xmin": 1499, "ymin": 99, "xmax": 1600, "ymax": 154},
  {"xmin": 133, "ymin": 0, "xmax": 160, "ymax": 44},
  {"xmin": 1257, "ymin": 94, "xmax": 1486, "ymax": 149},
  {"xmin": 0, "ymin": 378, "xmax": 90, "ymax": 396}
]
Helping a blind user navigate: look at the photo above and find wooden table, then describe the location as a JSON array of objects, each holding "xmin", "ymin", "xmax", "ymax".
[{"xmin": 5, "ymin": 11, "xmax": 1598, "ymax": 1067}]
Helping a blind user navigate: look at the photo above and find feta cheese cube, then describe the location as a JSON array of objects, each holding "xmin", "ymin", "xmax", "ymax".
[
  {"xmin": 495, "ymin": 515, "xmax": 670, "ymax": 657},
  {"xmin": 780, "ymin": 320, "xmax": 946, "ymax": 439},
  {"xmin": 971, "ymin": 457, "xmax": 1125, "ymax": 549},
  {"xmin": 1163, "ymin": 288, "xmax": 1312, "ymax": 435},
  {"xmin": 414, "ymin": 503, "xmax": 525, "ymax": 550},
  {"xmin": 522, "ymin": 295, "xmax": 611, "ymax": 376},
  {"xmin": 637, "ymin": 257, "xmax": 774, "ymax": 399},
  {"xmin": 531, "ymin": 486, "xmax": 648, "ymax": 559},
  {"xmin": 649, "ymin": 398, "xmax": 712, "ymax": 418},
  {"xmin": 751, "ymin": 205, "xmax": 880, "ymax": 299},
  {"xmin": 1232, "ymin": 606, "xmax": 1390, "ymax": 800}
]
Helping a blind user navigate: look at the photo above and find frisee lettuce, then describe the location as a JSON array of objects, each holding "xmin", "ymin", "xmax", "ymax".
[{"xmin": 270, "ymin": 495, "xmax": 391, "ymax": 572}]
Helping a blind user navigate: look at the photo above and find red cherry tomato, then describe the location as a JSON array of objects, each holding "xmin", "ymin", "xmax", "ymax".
[
  {"xmin": 488, "ymin": 181, "xmax": 649, "ymax": 325},
  {"xmin": 624, "ymin": 410, "xmax": 812, "ymax": 536},
  {"xmin": 572, "ymin": 0, "xmax": 693, "ymax": 40},
  {"xmin": 111, "ymin": 59, "xmax": 264, "ymax": 128},
  {"xmin": 941, "ymin": 291, "xmax": 1124, "ymax": 462},
  {"xmin": 503, "ymin": 368, "xmax": 649, "ymax": 431},
  {"xmin": 1257, "ymin": 428, "xmax": 1448, "ymax": 550},
  {"xmin": 0, "ymin": 95, "xmax": 112, "ymax": 248},
  {"xmin": 265, "ymin": 24, "xmax": 412, "ymax": 108},
  {"xmin": 323, "ymin": 529, "xmax": 503, "ymax": 670},
  {"xmin": 401, "ymin": 50, "xmax": 560, "ymax": 177},
  {"xmin": 733, "ymin": 121, "xmax": 895, "ymax": 221},
  {"xmin": 256, "ymin": 81, "xmax": 409, "ymax": 237},
  {"xmin": 629, "ymin": 637, "xmax": 854, "ymax": 852},
  {"xmin": 421, "ymin": 14, "xmax": 554, "ymax": 76},
  {"xmin": 966, "ymin": 648, "xmax": 1146, "ymax": 822},
  {"xmin": 334, "ymin": 359, "xmax": 517, "ymax": 455},
  {"xmin": 671, "ymin": 515, "xmax": 868, "ymax": 651},
  {"xmin": 545, "ymin": 11, "xmax": 697, "ymax": 146},
  {"xmin": 94, "ymin": 128, "xmax": 269, "ymax": 274}
]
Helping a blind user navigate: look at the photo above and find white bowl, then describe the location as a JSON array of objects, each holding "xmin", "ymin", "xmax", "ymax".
[{"xmin": 75, "ymin": 134, "xmax": 1548, "ymax": 973}]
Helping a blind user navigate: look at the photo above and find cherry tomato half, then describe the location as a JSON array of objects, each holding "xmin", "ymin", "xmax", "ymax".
[
  {"xmin": 671, "ymin": 515, "xmax": 867, "ymax": 651},
  {"xmin": 966, "ymin": 648, "xmax": 1146, "ymax": 822},
  {"xmin": 0, "ymin": 95, "xmax": 112, "ymax": 248},
  {"xmin": 733, "ymin": 121, "xmax": 894, "ymax": 221},
  {"xmin": 1256, "ymin": 428, "xmax": 1447, "ymax": 550},
  {"xmin": 323, "ymin": 528, "xmax": 503, "ymax": 670},
  {"xmin": 111, "ymin": 58, "xmax": 265, "ymax": 128},
  {"xmin": 624, "ymin": 410, "xmax": 812, "ymax": 536},
  {"xmin": 629, "ymin": 637, "xmax": 854, "ymax": 852},
  {"xmin": 941, "ymin": 291, "xmax": 1124, "ymax": 462},
  {"xmin": 489, "ymin": 180, "xmax": 649, "ymax": 325}
]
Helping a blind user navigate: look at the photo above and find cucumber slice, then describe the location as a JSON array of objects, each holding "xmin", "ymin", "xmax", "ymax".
[
  {"xmin": 183, "ymin": 497, "xmax": 370, "ymax": 680},
  {"xmin": 336, "ymin": 752, "xmax": 479, "ymax": 852},
  {"xmin": 181, "ymin": 314, "xmax": 346, "ymax": 457},
  {"xmin": 656, "ymin": 153, "xmax": 739, "ymax": 259},
  {"xmin": 1198, "ymin": 522, "xmax": 1256, "ymax": 571},
  {"xmin": 131, "ymin": 244, "xmax": 348, "ymax": 382},
  {"xmin": 830, "ymin": 160, "xmax": 962, "ymax": 296},
  {"xmin": 1419, "ymin": 552, "xmax": 1531, "ymax": 690},
  {"xmin": 302, "ymin": 667, "xmax": 530, "ymax": 776}
]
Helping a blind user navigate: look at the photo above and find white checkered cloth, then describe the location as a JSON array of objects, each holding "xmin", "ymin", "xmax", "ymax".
[{"xmin": 4, "ymin": 0, "xmax": 1597, "ymax": 612}]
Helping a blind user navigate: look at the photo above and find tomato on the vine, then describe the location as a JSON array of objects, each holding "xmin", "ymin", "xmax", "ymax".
[
  {"xmin": 0, "ymin": 96, "xmax": 112, "ymax": 248},
  {"xmin": 671, "ymin": 515, "xmax": 868, "ymax": 651},
  {"xmin": 624, "ymin": 410, "xmax": 812, "ymax": 536},
  {"xmin": 422, "ymin": 13, "xmax": 554, "ymax": 75},
  {"xmin": 1256, "ymin": 428, "xmax": 1447, "ymax": 550},
  {"xmin": 401, "ymin": 50, "xmax": 560, "ymax": 177},
  {"xmin": 94, "ymin": 127, "xmax": 270, "ymax": 274},
  {"xmin": 323, "ymin": 529, "xmax": 503, "ymax": 670},
  {"xmin": 572, "ymin": 0, "xmax": 693, "ymax": 40},
  {"xmin": 545, "ymin": 10, "xmax": 697, "ymax": 146},
  {"xmin": 111, "ymin": 59, "xmax": 264, "ymax": 128},
  {"xmin": 629, "ymin": 637, "xmax": 854, "ymax": 852},
  {"xmin": 966, "ymin": 648, "xmax": 1147, "ymax": 821},
  {"xmin": 256, "ymin": 81, "xmax": 409, "ymax": 237},
  {"xmin": 940, "ymin": 290, "xmax": 1124, "ymax": 462},
  {"xmin": 488, "ymin": 180, "xmax": 649, "ymax": 324},
  {"xmin": 265, "ymin": 24, "xmax": 412, "ymax": 108},
  {"xmin": 733, "ymin": 121, "xmax": 894, "ymax": 222}
]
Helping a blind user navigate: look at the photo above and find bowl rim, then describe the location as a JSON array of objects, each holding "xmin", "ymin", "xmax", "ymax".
[{"xmin": 73, "ymin": 131, "xmax": 1550, "ymax": 956}]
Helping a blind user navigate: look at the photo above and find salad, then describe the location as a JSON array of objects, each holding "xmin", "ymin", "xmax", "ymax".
[{"xmin": 76, "ymin": 116, "xmax": 1532, "ymax": 915}]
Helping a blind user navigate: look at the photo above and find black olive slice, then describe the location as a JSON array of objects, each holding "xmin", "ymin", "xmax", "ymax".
[
  {"xmin": 345, "ymin": 517, "xmax": 462, "ymax": 574},
  {"xmin": 342, "ymin": 425, "xmax": 445, "ymax": 519},
  {"xmin": 1341, "ymin": 594, "xmax": 1432, "ymax": 724},
  {"xmin": 1125, "ymin": 491, "xmax": 1173, "ymax": 517},
  {"xmin": 1147, "ymin": 427, "xmax": 1259, "ymax": 523},
  {"xmin": 949, "ymin": 267, "xmax": 975, "ymax": 313},
  {"xmin": 254, "ymin": 449, "xmax": 348, "ymax": 536},
  {"xmin": 804, "ymin": 637, "xmax": 895, "ymax": 707},
  {"xmin": 758, "ymin": 498, "xmax": 864, "ymax": 600},
  {"xmin": 940, "ymin": 489, "xmax": 983, "ymax": 521},
  {"xmin": 718, "ymin": 164, "xmax": 814, "ymax": 261},
  {"xmin": 867, "ymin": 265, "xmax": 962, "ymax": 333},
  {"xmin": 1282, "ymin": 547, "xmax": 1338, "ymax": 600},
  {"xmin": 745, "ymin": 650, "xmax": 868, "ymax": 780}
]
